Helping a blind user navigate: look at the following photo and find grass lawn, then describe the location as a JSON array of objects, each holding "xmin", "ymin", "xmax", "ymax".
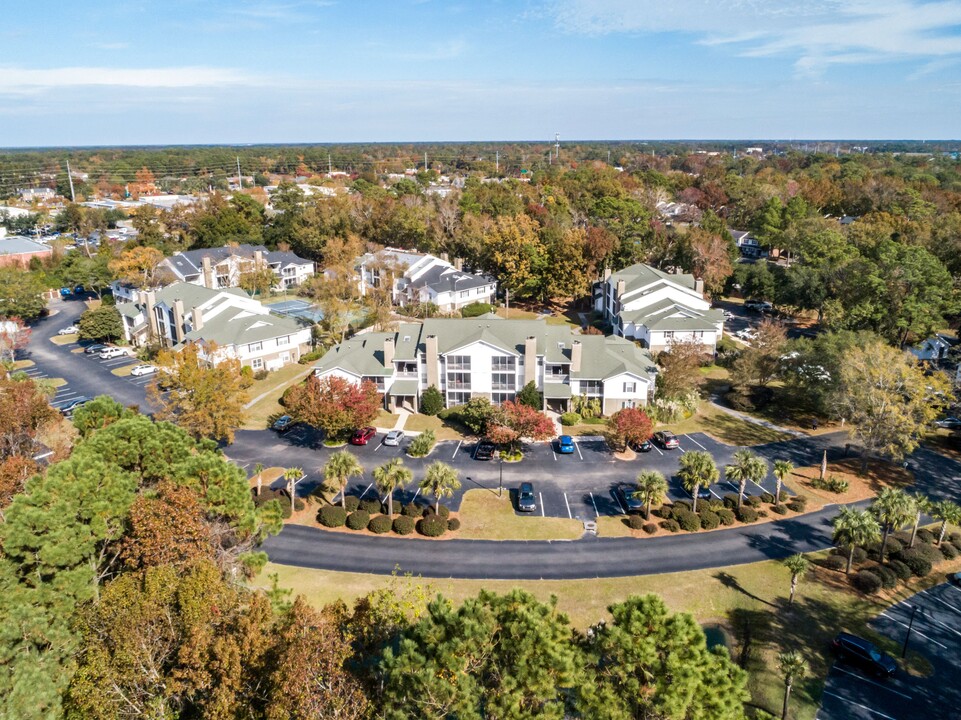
[
  {"xmin": 241, "ymin": 364, "xmax": 314, "ymax": 430},
  {"xmin": 494, "ymin": 306, "xmax": 540, "ymax": 320},
  {"xmin": 12, "ymin": 359, "xmax": 34, "ymax": 370},
  {"xmin": 111, "ymin": 364, "xmax": 137, "ymax": 377},
  {"xmin": 405, "ymin": 412, "xmax": 466, "ymax": 440},
  {"xmin": 43, "ymin": 377, "xmax": 66, "ymax": 388},
  {"xmin": 257, "ymin": 551, "xmax": 961, "ymax": 720},
  {"xmin": 665, "ymin": 401, "xmax": 792, "ymax": 446},
  {"xmin": 560, "ymin": 417, "xmax": 607, "ymax": 437},
  {"xmin": 457, "ymin": 489, "xmax": 584, "ymax": 540},
  {"xmin": 50, "ymin": 334, "xmax": 78, "ymax": 345}
]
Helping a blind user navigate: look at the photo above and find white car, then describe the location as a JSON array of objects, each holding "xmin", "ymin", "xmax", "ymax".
[
  {"xmin": 129, "ymin": 364, "xmax": 157, "ymax": 377},
  {"xmin": 99, "ymin": 347, "xmax": 128, "ymax": 359},
  {"xmin": 383, "ymin": 430, "xmax": 405, "ymax": 446},
  {"xmin": 734, "ymin": 329, "xmax": 757, "ymax": 341},
  {"xmin": 58, "ymin": 325, "xmax": 79, "ymax": 335}
]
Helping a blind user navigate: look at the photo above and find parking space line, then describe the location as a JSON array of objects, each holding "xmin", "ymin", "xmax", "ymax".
[
  {"xmin": 563, "ymin": 492, "xmax": 572, "ymax": 519},
  {"xmin": 710, "ymin": 488, "xmax": 722, "ymax": 499},
  {"xmin": 373, "ymin": 443, "xmax": 381, "ymax": 452},
  {"xmin": 360, "ymin": 482, "xmax": 374, "ymax": 498},
  {"xmin": 575, "ymin": 441, "xmax": 583, "ymax": 460},
  {"xmin": 539, "ymin": 492, "xmax": 545, "ymax": 517},
  {"xmin": 878, "ymin": 613, "xmax": 948, "ymax": 649},
  {"xmin": 653, "ymin": 445, "xmax": 664, "ymax": 456},
  {"xmin": 832, "ymin": 667, "xmax": 912, "ymax": 699},
  {"xmin": 921, "ymin": 590, "xmax": 961, "ymax": 617},
  {"xmin": 613, "ymin": 491, "xmax": 626, "ymax": 514},
  {"xmin": 821, "ymin": 691, "xmax": 896, "ymax": 720},
  {"xmin": 452, "ymin": 440, "xmax": 461, "ymax": 459},
  {"xmin": 947, "ymin": 584, "xmax": 961, "ymax": 597},
  {"xmin": 411, "ymin": 488, "xmax": 421, "ymax": 502},
  {"xmin": 589, "ymin": 492, "xmax": 599, "ymax": 517},
  {"xmin": 552, "ymin": 448, "xmax": 557, "ymax": 461},
  {"xmin": 684, "ymin": 434, "xmax": 707, "ymax": 450},
  {"xmin": 913, "ymin": 608, "xmax": 961, "ymax": 639}
]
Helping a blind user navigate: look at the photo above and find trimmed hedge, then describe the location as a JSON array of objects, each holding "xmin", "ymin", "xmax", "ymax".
[
  {"xmin": 660, "ymin": 519, "xmax": 681, "ymax": 533},
  {"xmin": 894, "ymin": 549, "xmax": 932, "ymax": 577},
  {"xmin": 652, "ymin": 506, "xmax": 672, "ymax": 520},
  {"xmin": 737, "ymin": 506, "xmax": 759, "ymax": 523},
  {"xmin": 760, "ymin": 492, "xmax": 775, "ymax": 504},
  {"xmin": 368, "ymin": 515, "xmax": 392, "ymax": 534},
  {"xmin": 460, "ymin": 301, "xmax": 494, "ymax": 318},
  {"xmin": 717, "ymin": 508, "xmax": 736, "ymax": 526},
  {"xmin": 745, "ymin": 495, "xmax": 762, "ymax": 508},
  {"xmin": 916, "ymin": 528, "xmax": 936, "ymax": 545},
  {"xmin": 913, "ymin": 543, "xmax": 944, "ymax": 564},
  {"xmin": 447, "ymin": 518, "xmax": 461, "ymax": 532},
  {"xmin": 787, "ymin": 500, "xmax": 806, "ymax": 513},
  {"xmin": 699, "ymin": 510, "xmax": 720, "ymax": 530},
  {"xmin": 343, "ymin": 495, "xmax": 361, "ymax": 512},
  {"xmin": 360, "ymin": 498, "xmax": 383, "ymax": 515},
  {"xmin": 393, "ymin": 516, "xmax": 415, "ymax": 535},
  {"xmin": 417, "ymin": 515, "xmax": 448, "ymax": 537},
  {"xmin": 942, "ymin": 542, "xmax": 959, "ymax": 560},
  {"xmin": 822, "ymin": 554, "xmax": 847, "ymax": 572},
  {"xmin": 770, "ymin": 504, "xmax": 788, "ymax": 515},
  {"xmin": 319, "ymin": 505, "xmax": 347, "ymax": 528},
  {"xmin": 723, "ymin": 494, "xmax": 739, "ymax": 509},
  {"xmin": 407, "ymin": 430, "xmax": 436, "ymax": 458},
  {"xmin": 559, "ymin": 412, "xmax": 582, "ymax": 426},
  {"xmin": 887, "ymin": 559, "xmax": 912, "ymax": 582},
  {"xmin": 874, "ymin": 564, "xmax": 898, "ymax": 589},
  {"xmin": 674, "ymin": 509, "xmax": 701, "ymax": 532},
  {"xmin": 673, "ymin": 500, "xmax": 692, "ymax": 513},
  {"xmin": 346, "ymin": 510, "xmax": 370, "ymax": 530},
  {"xmin": 853, "ymin": 570, "xmax": 882, "ymax": 595},
  {"xmin": 643, "ymin": 523, "xmax": 658, "ymax": 535},
  {"xmin": 835, "ymin": 545, "xmax": 868, "ymax": 565},
  {"xmin": 402, "ymin": 503, "xmax": 421, "ymax": 517},
  {"xmin": 628, "ymin": 515, "xmax": 646, "ymax": 530}
]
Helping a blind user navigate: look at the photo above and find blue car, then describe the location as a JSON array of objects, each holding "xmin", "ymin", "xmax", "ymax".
[{"xmin": 557, "ymin": 435, "xmax": 575, "ymax": 454}]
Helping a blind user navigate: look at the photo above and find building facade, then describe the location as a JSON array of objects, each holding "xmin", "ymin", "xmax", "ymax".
[
  {"xmin": 158, "ymin": 244, "xmax": 315, "ymax": 292},
  {"xmin": 0, "ymin": 236, "xmax": 53, "ymax": 268},
  {"xmin": 312, "ymin": 317, "xmax": 657, "ymax": 415}
]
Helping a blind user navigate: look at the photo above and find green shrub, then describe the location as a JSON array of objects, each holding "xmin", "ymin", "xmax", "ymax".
[
  {"xmin": 437, "ymin": 505, "xmax": 451, "ymax": 519},
  {"xmin": 853, "ymin": 570, "xmax": 882, "ymax": 595},
  {"xmin": 660, "ymin": 519, "xmax": 681, "ymax": 533},
  {"xmin": 707, "ymin": 499, "xmax": 724, "ymax": 512},
  {"xmin": 393, "ymin": 516, "xmax": 415, "ymax": 535},
  {"xmin": 674, "ymin": 509, "xmax": 701, "ymax": 532},
  {"xmin": 745, "ymin": 495, "xmax": 761, "ymax": 508},
  {"xmin": 516, "ymin": 381, "xmax": 543, "ymax": 410},
  {"xmin": 722, "ymin": 494, "xmax": 739, "ymax": 509},
  {"xmin": 881, "ymin": 538, "xmax": 904, "ymax": 557},
  {"xmin": 699, "ymin": 510, "xmax": 720, "ymax": 530},
  {"xmin": 346, "ymin": 510, "xmax": 370, "ymax": 530},
  {"xmin": 757, "ymin": 510, "xmax": 768, "ymax": 518},
  {"xmin": 402, "ymin": 503, "xmax": 421, "ymax": 517},
  {"xmin": 407, "ymin": 430, "xmax": 436, "ymax": 458},
  {"xmin": 420, "ymin": 385, "xmax": 444, "ymax": 416},
  {"xmin": 770, "ymin": 504, "xmax": 788, "ymax": 515},
  {"xmin": 887, "ymin": 559, "xmax": 912, "ymax": 582},
  {"xmin": 673, "ymin": 500, "xmax": 692, "ymax": 513},
  {"xmin": 360, "ymin": 498, "xmax": 383, "ymax": 515},
  {"xmin": 950, "ymin": 532, "xmax": 961, "ymax": 546},
  {"xmin": 822, "ymin": 555, "xmax": 847, "ymax": 572},
  {"xmin": 343, "ymin": 495, "xmax": 361, "ymax": 512},
  {"xmin": 760, "ymin": 492, "xmax": 775, "ymax": 504},
  {"xmin": 894, "ymin": 549, "xmax": 932, "ymax": 577},
  {"xmin": 559, "ymin": 412, "xmax": 582, "ymax": 426},
  {"xmin": 652, "ymin": 506, "xmax": 672, "ymax": 520},
  {"xmin": 917, "ymin": 528, "xmax": 936, "ymax": 545},
  {"xmin": 298, "ymin": 349, "xmax": 324, "ymax": 364},
  {"xmin": 913, "ymin": 543, "xmax": 943, "ymax": 564},
  {"xmin": 368, "ymin": 515, "xmax": 392, "ymax": 534},
  {"xmin": 460, "ymin": 302, "xmax": 493, "ymax": 318},
  {"xmin": 319, "ymin": 505, "xmax": 347, "ymax": 528},
  {"xmin": 942, "ymin": 542, "xmax": 959, "ymax": 560},
  {"xmin": 787, "ymin": 500, "xmax": 806, "ymax": 513},
  {"xmin": 811, "ymin": 475, "xmax": 849, "ymax": 493},
  {"xmin": 874, "ymin": 564, "xmax": 898, "ymax": 589},
  {"xmin": 417, "ymin": 515, "xmax": 447, "ymax": 537},
  {"xmin": 835, "ymin": 545, "xmax": 868, "ymax": 564},
  {"xmin": 717, "ymin": 508, "xmax": 736, "ymax": 526},
  {"xmin": 447, "ymin": 517, "xmax": 461, "ymax": 532},
  {"xmin": 791, "ymin": 495, "xmax": 809, "ymax": 507},
  {"xmin": 643, "ymin": 523, "xmax": 658, "ymax": 535},
  {"xmin": 628, "ymin": 515, "xmax": 646, "ymax": 530},
  {"xmin": 737, "ymin": 506, "xmax": 758, "ymax": 523}
]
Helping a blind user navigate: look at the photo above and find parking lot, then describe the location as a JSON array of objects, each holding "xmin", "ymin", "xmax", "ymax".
[{"xmin": 819, "ymin": 581, "xmax": 961, "ymax": 719}]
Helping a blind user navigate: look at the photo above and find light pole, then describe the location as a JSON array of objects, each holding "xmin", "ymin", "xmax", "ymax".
[
  {"xmin": 498, "ymin": 455, "xmax": 504, "ymax": 498},
  {"xmin": 901, "ymin": 605, "xmax": 918, "ymax": 658}
]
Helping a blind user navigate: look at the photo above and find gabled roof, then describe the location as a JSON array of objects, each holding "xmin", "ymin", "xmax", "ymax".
[
  {"xmin": 609, "ymin": 263, "xmax": 697, "ymax": 295},
  {"xmin": 620, "ymin": 297, "xmax": 723, "ymax": 331},
  {"xmin": 410, "ymin": 265, "xmax": 491, "ymax": 294},
  {"xmin": 314, "ymin": 332, "xmax": 396, "ymax": 377},
  {"xmin": 182, "ymin": 307, "xmax": 309, "ymax": 348},
  {"xmin": 164, "ymin": 244, "xmax": 311, "ymax": 277}
]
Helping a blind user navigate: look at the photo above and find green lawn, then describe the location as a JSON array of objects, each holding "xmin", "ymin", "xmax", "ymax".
[
  {"xmin": 50, "ymin": 334, "xmax": 77, "ymax": 345},
  {"xmin": 11, "ymin": 359, "xmax": 34, "ymax": 370},
  {"xmin": 457, "ymin": 489, "xmax": 584, "ymax": 540},
  {"xmin": 241, "ymin": 364, "xmax": 313, "ymax": 430},
  {"xmin": 406, "ymin": 412, "xmax": 466, "ymax": 440},
  {"xmin": 664, "ymin": 402, "xmax": 792, "ymax": 446}
]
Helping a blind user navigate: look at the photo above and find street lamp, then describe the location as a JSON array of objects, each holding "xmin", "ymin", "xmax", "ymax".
[
  {"xmin": 499, "ymin": 454, "xmax": 504, "ymax": 498},
  {"xmin": 901, "ymin": 605, "xmax": 918, "ymax": 658}
]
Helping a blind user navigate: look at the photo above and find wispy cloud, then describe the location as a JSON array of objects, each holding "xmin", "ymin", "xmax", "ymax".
[
  {"xmin": 0, "ymin": 66, "xmax": 260, "ymax": 94},
  {"xmin": 91, "ymin": 41, "xmax": 130, "ymax": 50},
  {"xmin": 235, "ymin": 0, "xmax": 335, "ymax": 21},
  {"xmin": 551, "ymin": 0, "xmax": 961, "ymax": 74}
]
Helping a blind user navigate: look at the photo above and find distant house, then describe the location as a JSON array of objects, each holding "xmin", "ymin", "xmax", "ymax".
[
  {"xmin": 158, "ymin": 244, "xmax": 315, "ymax": 291},
  {"xmin": 357, "ymin": 248, "xmax": 496, "ymax": 312},
  {"xmin": 18, "ymin": 188, "xmax": 55, "ymax": 203},
  {"xmin": 730, "ymin": 229, "xmax": 762, "ymax": 257},
  {"xmin": 908, "ymin": 334, "xmax": 954, "ymax": 363},
  {"xmin": 0, "ymin": 236, "xmax": 52, "ymax": 268},
  {"xmin": 593, "ymin": 263, "xmax": 723, "ymax": 354},
  {"xmin": 117, "ymin": 282, "xmax": 311, "ymax": 371}
]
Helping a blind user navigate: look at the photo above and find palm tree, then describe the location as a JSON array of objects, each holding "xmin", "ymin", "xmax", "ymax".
[
  {"xmin": 373, "ymin": 458, "xmax": 412, "ymax": 517},
  {"xmin": 725, "ymin": 450, "xmax": 768, "ymax": 510},
  {"xmin": 772, "ymin": 459, "xmax": 794, "ymax": 506},
  {"xmin": 777, "ymin": 651, "xmax": 807, "ymax": 720},
  {"xmin": 420, "ymin": 461, "xmax": 461, "ymax": 514},
  {"xmin": 284, "ymin": 467, "xmax": 304, "ymax": 509},
  {"xmin": 782, "ymin": 554, "xmax": 810, "ymax": 606},
  {"xmin": 635, "ymin": 471, "xmax": 668, "ymax": 520},
  {"xmin": 677, "ymin": 450, "xmax": 719, "ymax": 513},
  {"xmin": 872, "ymin": 488, "xmax": 914, "ymax": 562},
  {"xmin": 323, "ymin": 450, "xmax": 363, "ymax": 510},
  {"xmin": 832, "ymin": 506, "xmax": 881, "ymax": 574},
  {"xmin": 253, "ymin": 462, "xmax": 265, "ymax": 496},
  {"xmin": 932, "ymin": 500, "xmax": 961, "ymax": 546},
  {"xmin": 907, "ymin": 493, "xmax": 932, "ymax": 548}
]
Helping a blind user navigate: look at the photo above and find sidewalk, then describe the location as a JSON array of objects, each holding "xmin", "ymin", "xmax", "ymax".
[{"xmin": 708, "ymin": 394, "xmax": 807, "ymax": 438}]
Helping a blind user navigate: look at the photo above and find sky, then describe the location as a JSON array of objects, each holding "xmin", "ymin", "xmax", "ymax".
[{"xmin": 1, "ymin": 0, "xmax": 960, "ymax": 146}]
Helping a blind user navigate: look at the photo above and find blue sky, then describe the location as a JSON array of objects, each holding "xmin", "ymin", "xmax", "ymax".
[{"xmin": 1, "ymin": 0, "xmax": 959, "ymax": 145}]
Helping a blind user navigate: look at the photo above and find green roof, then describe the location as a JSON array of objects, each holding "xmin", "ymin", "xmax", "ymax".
[
  {"xmin": 182, "ymin": 307, "xmax": 309, "ymax": 348},
  {"xmin": 389, "ymin": 379, "xmax": 419, "ymax": 396},
  {"xmin": 609, "ymin": 263, "xmax": 697, "ymax": 295},
  {"xmin": 543, "ymin": 383, "xmax": 573, "ymax": 399},
  {"xmin": 314, "ymin": 332, "xmax": 396, "ymax": 377}
]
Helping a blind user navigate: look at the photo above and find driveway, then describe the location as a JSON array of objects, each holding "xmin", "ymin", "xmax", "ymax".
[{"xmin": 819, "ymin": 581, "xmax": 961, "ymax": 719}]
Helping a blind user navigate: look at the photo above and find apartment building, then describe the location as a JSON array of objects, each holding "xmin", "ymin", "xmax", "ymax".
[
  {"xmin": 159, "ymin": 244, "xmax": 315, "ymax": 291},
  {"xmin": 312, "ymin": 317, "xmax": 656, "ymax": 415}
]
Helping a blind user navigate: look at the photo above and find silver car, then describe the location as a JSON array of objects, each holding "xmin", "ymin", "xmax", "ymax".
[{"xmin": 383, "ymin": 430, "xmax": 404, "ymax": 446}]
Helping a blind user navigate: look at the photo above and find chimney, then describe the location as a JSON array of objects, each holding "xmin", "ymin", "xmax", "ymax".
[
  {"xmin": 384, "ymin": 336, "xmax": 395, "ymax": 367},
  {"xmin": 616, "ymin": 279, "xmax": 626, "ymax": 298},
  {"xmin": 144, "ymin": 291, "xmax": 159, "ymax": 341},
  {"xmin": 191, "ymin": 307, "xmax": 204, "ymax": 332},
  {"xmin": 603, "ymin": 267, "xmax": 612, "ymax": 282},
  {"xmin": 425, "ymin": 335, "xmax": 439, "ymax": 388},
  {"xmin": 202, "ymin": 256, "xmax": 213, "ymax": 288},
  {"xmin": 254, "ymin": 250, "xmax": 264, "ymax": 269},
  {"xmin": 524, "ymin": 336, "xmax": 537, "ymax": 386},
  {"xmin": 571, "ymin": 340, "xmax": 582, "ymax": 373},
  {"xmin": 694, "ymin": 278, "xmax": 705, "ymax": 296},
  {"xmin": 172, "ymin": 299, "xmax": 185, "ymax": 344},
  {"xmin": 440, "ymin": 252, "xmax": 450, "ymax": 263},
  {"xmin": 454, "ymin": 257, "xmax": 463, "ymax": 271}
]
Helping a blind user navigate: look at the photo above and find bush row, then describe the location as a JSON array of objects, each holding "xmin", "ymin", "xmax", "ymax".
[{"xmin": 317, "ymin": 503, "xmax": 459, "ymax": 536}]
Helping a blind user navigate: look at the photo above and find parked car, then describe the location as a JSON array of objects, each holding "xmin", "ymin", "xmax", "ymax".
[
  {"xmin": 349, "ymin": 427, "xmax": 376, "ymax": 445},
  {"xmin": 734, "ymin": 328, "xmax": 757, "ymax": 341},
  {"xmin": 57, "ymin": 325, "xmax": 79, "ymax": 335},
  {"xmin": 59, "ymin": 396, "xmax": 91, "ymax": 417},
  {"xmin": 384, "ymin": 429, "xmax": 404, "ymax": 446},
  {"xmin": 744, "ymin": 299, "xmax": 772, "ymax": 313},
  {"xmin": 653, "ymin": 431, "xmax": 680, "ymax": 449},
  {"xmin": 517, "ymin": 482, "xmax": 537, "ymax": 512},
  {"xmin": 474, "ymin": 440, "xmax": 496, "ymax": 461},
  {"xmin": 722, "ymin": 310, "xmax": 736, "ymax": 321},
  {"xmin": 618, "ymin": 485, "xmax": 644, "ymax": 513},
  {"xmin": 557, "ymin": 435, "xmax": 575, "ymax": 454},
  {"xmin": 832, "ymin": 632, "xmax": 896, "ymax": 678},
  {"xmin": 935, "ymin": 416, "xmax": 961, "ymax": 429},
  {"xmin": 83, "ymin": 343, "xmax": 107, "ymax": 354},
  {"xmin": 129, "ymin": 364, "xmax": 157, "ymax": 377},
  {"xmin": 99, "ymin": 347, "xmax": 127, "ymax": 359},
  {"xmin": 271, "ymin": 415, "xmax": 295, "ymax": 433},
  {"xmin": 630, "ymin": 438, "xmax": 653, "ymax": 453}
]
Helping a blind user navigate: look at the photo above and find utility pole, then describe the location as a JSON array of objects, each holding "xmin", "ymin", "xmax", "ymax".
[
  {"xmin": 328, "ymin": 153, "xmax": 332, "ymax": 175},
  {"xmin": 554, "ymin": 132, "xmax": 560, "ymax": 162},
  {"xmin": 65, "ymin": 160, "xmax": 76, "ymax": 203},
  {"xmin": 236, "ymin": 157, "xmax": 243, "ymax": 189},
  {"xmin": 495, "ymin": 150, "xmax": 499, "ymax": 174},
  {"xmin": 424, "ymin": 152, "xmax": 428, "ymax": 173}
]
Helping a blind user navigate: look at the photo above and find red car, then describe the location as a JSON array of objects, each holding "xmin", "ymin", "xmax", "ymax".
[{"xmin": 350, "ymin": 427, "xmax": 376, "ymax": 445}]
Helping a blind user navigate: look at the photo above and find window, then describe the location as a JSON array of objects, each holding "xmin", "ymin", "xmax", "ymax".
[
  {"xmin": 447, "ymin": 391, "xmax": 471, "ymax": 406},
  {"xmin": 364, "ymin": 376, "xmax": 385, "ymax": 391},
  {"xmin": 491, "ymin": 356, "xmax": 516, "ymax": 371},
  {"xmin": 492, "ymin": 392, "xmax": 515, "ymax": 405},
  {"xmin": 581, "ymin": 380, "xmax": 602, "ymax": 396},
  {"xmin": 447, "ymin": 372, "xmax": 471, "ymax": 390},
  {"xmin": 446, "ymin": 355, "xmax": 471, "ymax": 370},
  {"xmin": 251, "ymin": 358, "xmax": 264, "ymax": 370},
  {"xmin": 663, "ymin": 331, "xmax": 674, "ymax": 340},
  {"xmin": 248, "ymin": 341, "xmax": 263, "ymax": 353},
  {"xmin": 623, "ymin": 382, "xmax": 636, "ymax": 393},
  {"xmin": 277, "ymin": 335, "xmax": 290, "ymax": 346},
  {"xmin": 692, "ymin": 331, "xmax": 704, "ymax": 339},
  {"xmin": 621, "ymin": 400, "xmax": 636, "ymax": 409},
  {"xmin": 459, "ymin": 290, "xmax": 469, "ymax": 299},
  {"xmin": 491, "ymin": 373, "xmax": 514, "ymax": 391}
]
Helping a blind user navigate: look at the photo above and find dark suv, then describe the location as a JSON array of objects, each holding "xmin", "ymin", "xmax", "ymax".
[
  {"xmin": 474, "ymin": 440, "xmax": 496, "ymax": 461},
  {"xmin": 832, "ymin": 632, "xmax": 897, "ymax": 678},
  {"xmin": 517, "ymin": 482, "xmax": 537, "ymax": 513}
]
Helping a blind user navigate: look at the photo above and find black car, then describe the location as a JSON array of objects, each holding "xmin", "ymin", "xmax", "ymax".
[
  {"xmin": 618, "ymin": 485, "xmax": 644, "ymax": 513},
  {"xmin": 630, "ymin": 438, "xmax": 653, "ymax": 453},
  {"xmin": 517, "ymin": 482, "xmax": 537, "ymax": 513},
  {"xmin": 83, "ymin": 344, "xmax": 107, "ymax": 354},
  {"xmin": 272, "ymin": 415, "xmax": 295, "ymax": 433},
  {"xmin": 474, "ymin": 440, "xmax": 496, "ymax": 461},
  {"xmin": 59, "ymin": 396, "xmax": 91, "ymax": 417},
  {"xmin": 832, "ymin": 632, "xmax": 897, "ymax": 678}
]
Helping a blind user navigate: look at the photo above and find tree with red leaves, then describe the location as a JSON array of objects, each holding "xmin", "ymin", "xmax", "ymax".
[
  {"xmin": 606, "ymin": 407, "xmax": 654, "ymax": 452},
  {"xmin": 487, "ymin": 400, "xmax": 555, "ymax": 452},
  {"xmin": 0, "ymin": 318, "xmax": 30, "ymax": 364},
  {"xmin": 285, "ymin": 374, "xmax": 382, "ymax": 441}
]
